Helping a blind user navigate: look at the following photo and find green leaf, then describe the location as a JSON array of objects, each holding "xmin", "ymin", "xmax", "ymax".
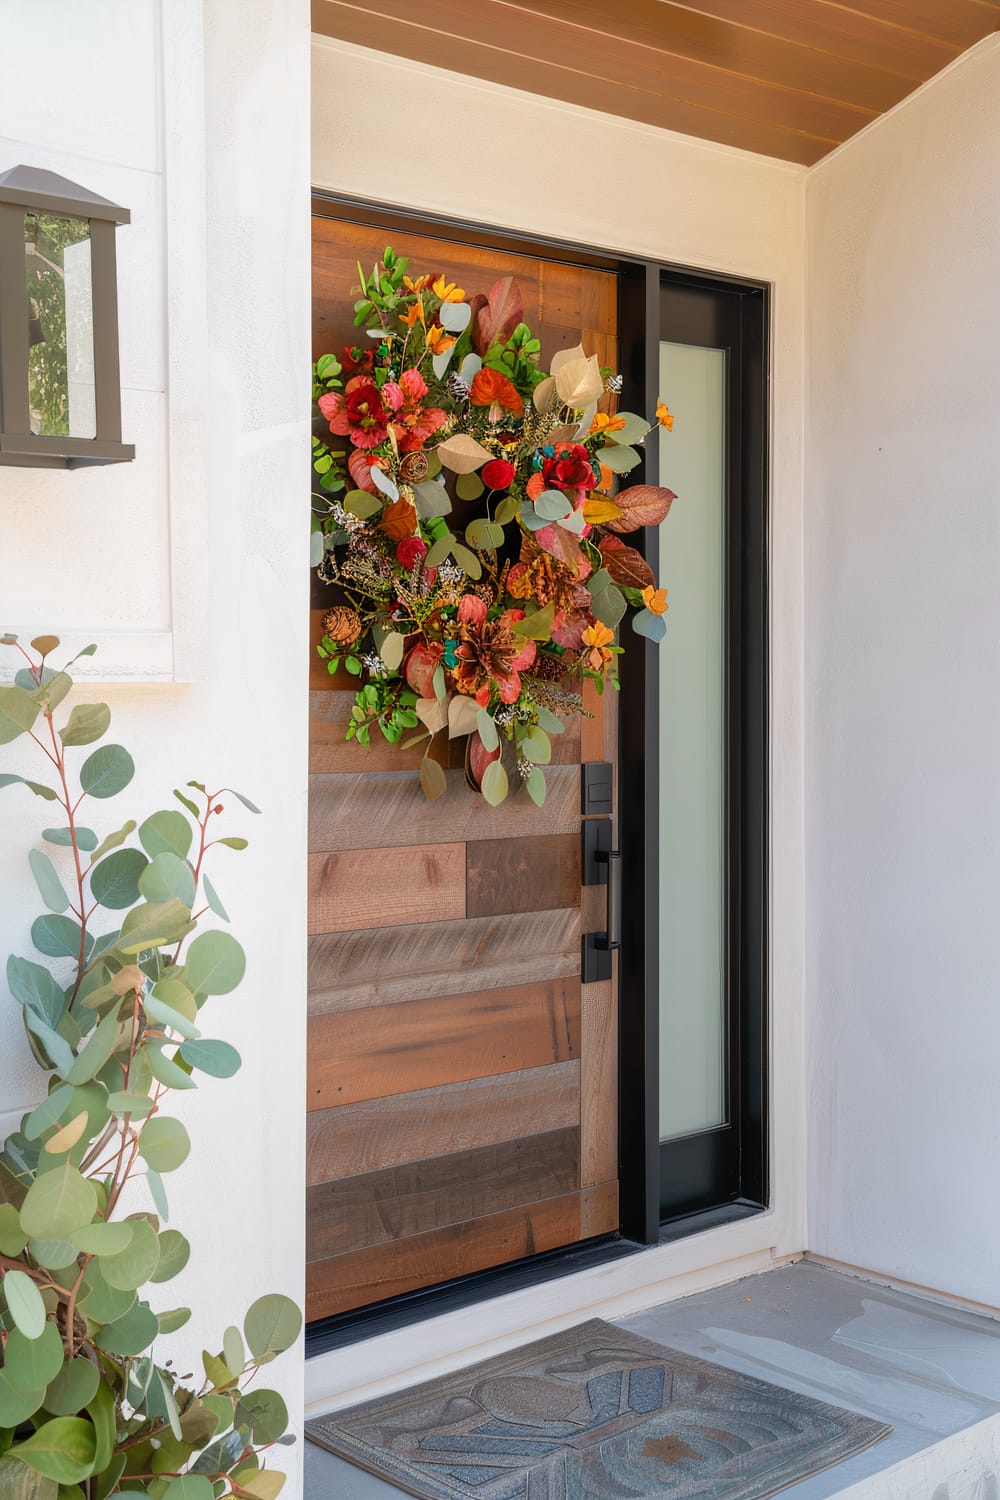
[
  {"xmin": 22, "ymin": 1013, "xmax": 75, "ymax": 1076},
  {"xmin": 0, "ymin": 685, "xmax": 40, "ymax": 744},
  {"xmin": 173, "ymin": 789, "xmax": 200, "ymax": 818},
  {"xmin": 105, "ymin": 1091, "xmax": 154, "ymax": 1119},
  {"xmin": 137, "ymin": 1117, "xmax": 191, "ymax": 1174},
  {"xmin": 85, "ymin": 1378, "xmax": 115, "ymax": 1474},
  {"xmin": 94, "ymin": 1299, "xmax": 159, "ymax": 1357},
  {"xmin": 476, "ymin": 709, "xmax": 499, "ymax": 752},
  {"xmin": 0, "ymin": 1202, "xmax": 28, "ymax": 1255},
  {"xmin": 535, "ymin": 706, "xmax": 567, "ymax": 736},
  {"xmin": 380, "ymin": 632, "xmax": 406, "ymax": 671},
  {"xmin": 28, "ymin": 850, "xmax": 70, "ymax": 914},
  {"xmin": 455, "ymin": 471, "xmax": 484, "ymax": 502},
  {"xmin": 117, "ymin": 898, "xmax": 192, "ymax": 955},
  {"xmin": 143, "ymin": 994, "xmax": 200, "ymax": 1041},
  {"xmin": 144, "ymin": 1041, "xmax": 198, "ymax": 1091},
  {"xmin": 521, "ymin": 727, "xmax": 552, "ymax": 765},
  {"xmin": 534, "ymin": 488, "xmax": 573, "ymax": 521},
  {"xmin": 88, "ymin": 820, "xmax": 137, "ymax": 863},
  {"xmin": 631, "ymin": 607, "xmax": 667, "ymax": 642},
  {"xmin": 215, "ymin": 836, "xmax": 248, "ymax": 851},
  {"xmin": 44, "ymin": 1358, "xmax": 100, "ymax": 1418},
  {"xmin": 481, "ymin": 759, "xmax": 509, "ymax": 807},
  {"xmin": 138, "ymin": 852, "xmax": 195, "ymax": 908},
  {"xmin": 591, "ymin": 583, "xmax": 627, "ymax": 629},
  {"xmin": 157, "ymin": 1305, "xmax": 191, "ymax": 1334},
  {"xmin": 77, "ymin": 1263, "xmax": 136, "ymax": 1324},
  {"xmin": 162, "ymin": 1478, "xmax": 214, "ymax": 1500},
  {"xmin": 235, "ymin": 1388, "xmax": 289, "ymax": 1446},
  {"xmin": 244, "ymin": 1294, "xmax": 302, "ymax": 1359},
  {"xmin": 183, "ymin": 931, "xmax": 246, "ymax": 997},
  {"xmin": 78, "ymin": 745, "xmax": 135, "ymax": 800},
  {"xmin": 228, "ymin": 789, "xmax": 261, "ymax": 815},
  {"xmin": 138, "ymin": 811, "xmax": 193, "ymax": 861},
  {"xmin": 32, "ymin": 672, "xmax": 72, "ymax": 713},
  {"xmin": 0, "ymin": 1377, "xmax": 46, "ymax": 1432},
  {"xmin": 201, "ymin": 873, "xmax": 229, "ymax": 922},
  {"xmin": 3, "ymin": 1323, "xmax": 64, "ymax": 1391},
  {"xmin": 9, "ymin": 1417, "xmax": 97, "ymax": 1484},
  {"xmin": 150, "ymin": 1229, "xmax": 190, "ymax": 1283},
  {"xmin": 412, "ymin": 481, "xmax": 452, "ymax": 519},
  {"xmin": 3, "ymin": 1270, "xmax": 47, "ymax": 1340},
  {"xmin": 606, "ymin": 411, "xmax": 651, "ymax": 445},
  {"xmin": 66, "ymin": 1010, "xmax": 122, "ymax": 1086},
  {"xmin": 31, "ymin": 915, "xmax": 90, "ymax": 962},
  {"xmin": 597, "ymin": 442, "xmax": 641, "ymax": 473},
  {"xmin": 43, "ymin": 827, "xmax": 97, "ymax": 850},
  {"xmin": 0, "ymin": 774, "xmax": 59, "ymax": 801},
  {"xmin": 19, "ymin": 1164, "xmax": 97, "ymax": 1240},
  {"xmin": 99, "ymin": 1218, "xmax": 160, "ymax": 1290},
  {"xmin": 450, "ymin": 543, "xmax": 483, "ymax": 580},
  {"xmin": 69, "ymin": 1220, "xmax": 134, "ymax": 1256},
  {"xmin": 8, "ymin": 958, "xmax": 67, "ymax": 1030},
  {"xmin": 526, "ymin": 766, "xmax": 547, "ymax": 807},
  {"xmin": 223, "ymin": 1325, "xmax": 245, "ymax": 1379},
  {"xmin": 178, "ymin": 1039, "xmax": 241, "ymax": 1078},
  {"xmin": 512, "ymin": 603, "xmax": 556, "ymax": 640},
  {"xmin": 146, "ymin": 1169, "xmax": 169, "ymax": 1222},
  {"xmin": 24, "ymin": 1085, "xmax": 74, "ymax": 1142},
  {"xmin": 90, "ymin": 848, "xmax": 148, "ymax": 910},
  {"xmin": 59, "ymin": 704, "xmax": 110, "ymax": 748}
]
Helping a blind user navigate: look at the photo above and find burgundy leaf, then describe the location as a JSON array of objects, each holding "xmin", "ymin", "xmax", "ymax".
[
  {"xmin": 598, "ymin": 537, "xmax": 656, "ymax": 590},
  {"xmin": 473, "ymin": 276, "xmax": 525, "ymax": 356}
]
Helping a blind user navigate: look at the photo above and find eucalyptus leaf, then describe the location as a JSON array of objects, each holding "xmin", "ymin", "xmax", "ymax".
[
  {"xmin": 145, "ymin": 1041, "xmax": 198, "ymax": 1091},
  {"xmin": 183, "ymin": 931, "xmax": 246, "ymax": 997},
  {"xmin": 43, "ymin": 826, "xmax": 98, "ymax": 850},
  {"xmin": 631, "ymin": 608, "xmax": 668, "ymax": 642},
  {"xmin": 44, "ymin": 1358, "xmax": 100, "ymax": 1418},
  {"xmin": 419, "ymin": 756, "xmax": 447, "ymax": 802},
  {"xmin": 450, "ymin": 543, "xmax": 483, "ymax": 580},
  {"xmin": 0, "ymin": 774, "xmax": 59, "ymax": 801},
  {"xmin": 3, "ymin": 1322, "xmax": 64, "ymax": 1390},
  {"xmin": 380, "ymin": 633, "xmax": 406, "ymax": 671},
  {"xmin": 70, "ymin": 1220, "xmax": 134, "ymax": 1255},
  {"xmin": 88, "ymin": 820, "xmax": 137, "ymax": 864},
  {"xmin": 28, "ymin": 849, "xmax": 70, "ymax": 914},
  {"xmin": 7, "ymin": 958, "xmax": 68, "ymax": 1030},
  {"xmin": 138, "ymin": 1117, "xmax": 191, "ymax": 1174},
  {"xmin": 534, "ymin": 489, "xmax": 573, "ymax": 521},
  {"xmin": 526, "ymin": 767, "xmax": 547, "ymax": 807},
  {"xmin": 90, "ymin": 848, "xmax": 148, "ymax": 910},
  {"xmin": 597, "ymin": 442, "xmax": 641, "ymax": 474},
  {"xmin": 2, "ymin": 1269, "xmax": 47, "ymax": 1340},
  {"xmin": 481, "ymin": 759, "xmax": 509, "ymax": 808},
  {"xmin": 201, "ymin": 872, "xmax": 229, "ymax": 923},
  {"xmin": 138, "ymin": 852, "xmax": 196, "ymax": 908},
  {"xmin": 19, "ymin": 1164, "xmax": 98, "ymax": 1242},
  {"xmin": 24, "ymin": 1087, "xmax": 75, "ymax": 1143},
  {"xmin": 0, "ymin": 684, "xmax": 40, "ymax": 744},
  {"xmin": 99, "ymin": 1218, "xmax": 160, "ymax": 1291},
  {"xmin": 412, "ymin": 481, "xmax": 452, "ymax": 519},
  {"xmin": 66, "ymin": 1010, "xmax": 123, "ymax": 1086},
  {"xmin": 59, "ymin": 703, "xmax": 111, "ymax": 748},
  {"xmin": 439, "ymin": 300, "xmax": 471, "ymax": 333},
  {"xmin": 179, "ymin": 1039, "xmax": 241, "ymax": 1078},
  {"xmin": 138, "ymin": 810, "xmax": 193, "ymax": 861},
  {"xmin": 150, "ymin": 1229, "xmax": 190, "ymax": 1283},
  {"xmin": 31, "ymin": 914, "xmax": 91, "ymax": 961},
  {"xmin": 243, "ymin": 1294, "xmax": 302, "ymax": 1359},
  {"xmin": 476, "ymin": 709, "xmax": 499, "ymax": 753},
  {"xmin": 370, "ymin": 465, "xmax": 399, "ymax": 502},
  {"xmin": 144, "ymin": 994, "xmax": 201, "ymax": 1041},
  {"xmin": 79, "ymin": 744, "xmax": 135, "ymax": 800},
  {"xmin": 95, "ymin": 1299, "xmax": 159, "ymax": 1357},
  {"xmin": 590, "ymin": 583, "xmax": 627, "ymax": 629}
]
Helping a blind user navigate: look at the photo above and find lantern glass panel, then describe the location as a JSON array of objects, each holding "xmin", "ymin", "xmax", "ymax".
[{"xmin": 24, "ymin": 211, "xmax": 97, "ymax": 440}]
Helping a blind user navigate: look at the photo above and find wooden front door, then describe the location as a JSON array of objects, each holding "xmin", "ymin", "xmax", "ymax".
[{"xmin": 306, "ymin": 208, "xmax": 620, "ymax": 1323}]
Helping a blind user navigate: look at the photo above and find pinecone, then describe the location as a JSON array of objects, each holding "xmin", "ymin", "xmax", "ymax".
[
  {"xmin": 321, "ymin": 605, "xmax": 362, "ymax": 648},
  {"xmin": 530, "ymin": 650, "xmax": 574, "ymax": 683}
]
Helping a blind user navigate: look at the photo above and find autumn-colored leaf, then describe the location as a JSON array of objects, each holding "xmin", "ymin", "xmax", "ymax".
[
  {"xmin": 377, "ymin": 497, "xmax": 418, "ymax": 541},
  {"xmin": 471, "ymin": 275, "xmax": 525, "ymax": 356},
  {"xmin": 599, "ymin": 536, "xmax": 656, "ymax": 591},
  {"xmin": 603, "ymin": 484, "xmax": 676, "ymax": 534},
  {"xmin": 583, "ymin": 496, "xmax": 623, "ymax": 526}
]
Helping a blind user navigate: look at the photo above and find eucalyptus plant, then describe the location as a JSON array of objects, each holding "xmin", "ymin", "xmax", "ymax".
[{"xmin": 0, "ymin": 635, "xmax": 300, "ymax": 1500}]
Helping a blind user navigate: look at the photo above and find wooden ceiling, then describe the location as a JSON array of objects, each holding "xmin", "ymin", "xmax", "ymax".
[{"xmin": 312, "ymin": 0, "xmax": 999, "ymax": 165}]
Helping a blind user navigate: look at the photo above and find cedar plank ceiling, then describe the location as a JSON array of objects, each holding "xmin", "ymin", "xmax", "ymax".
[{"xmin": 311, "ymin": 0, "xmax": 999, "ymax": 165}]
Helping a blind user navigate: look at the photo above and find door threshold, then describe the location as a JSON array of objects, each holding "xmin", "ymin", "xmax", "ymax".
[{"xmin": 305, "ymin": 1234, "xmax": 644, "ymax": 1356}]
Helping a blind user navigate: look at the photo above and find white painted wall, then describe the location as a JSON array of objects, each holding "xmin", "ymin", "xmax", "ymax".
[
  {"xmin": 805, "ymin": 38, "xmax": 1000, "ymax": 1307},
  {"xmin": 0, "ymin": 0, "xmax": 311, "ymax": 1481},
  {"xmin": 309, "ymin": 35, "xmax": 808, "ymax": 1405}
]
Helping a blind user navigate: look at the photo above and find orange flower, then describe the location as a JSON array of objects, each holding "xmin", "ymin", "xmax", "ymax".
[
  {"xmin": 656, "ymin": 400, "xmax": 674, "ymax": 431},
  {"xmin": 589, "ymin": 411, "xmax": 627, "ymax": 437},
  {"xmin": 581, "ymin": 621, "xmax": 615, "ymax": 672},
  {"xmin": 433, "ymin": 274, "xmax": 465, "ymax": 303},
  {"xmin": 400, "ymin": 296, "xmax": 425, "ymax": 329},
  {"xmin": 403, "ymin": 274, "xmax": 433, "ymax": 293},
  {"xmin": 641, "ymin": 585, "xmax": 669, "ymax": 616},
  {"xmin": 425, "ymin": 324, "xmax": 457, "ymax": 356},
  {"xmin": 470, "ymin": 366, "xmax": 524, "ymax": 421}
]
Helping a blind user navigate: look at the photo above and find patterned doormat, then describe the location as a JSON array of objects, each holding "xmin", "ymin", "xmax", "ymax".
[{"xmin": 306, "ymin": 1318, "xmax": 891, "ymax": 1500}]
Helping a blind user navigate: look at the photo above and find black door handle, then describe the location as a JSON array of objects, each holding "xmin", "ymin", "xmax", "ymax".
[{"xmin": 582, "ymin": 819, "xmax": 619, "ymax": 983}]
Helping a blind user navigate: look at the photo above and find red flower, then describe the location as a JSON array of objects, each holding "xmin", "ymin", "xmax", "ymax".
[
  {"xmin": 383, "ymin": 367, "xmax": 448, "ymax": 453},
  {"xmin": 541, "ymin": 442, "xmax": 595, "ymax": 494},
  {"xmin": 457, "ymin": 594, "xmax": 488, "ymax": 624},
  {"xmin": 342, "ymin": 344, "xmax": 374, "ymax": 376},
  {"xmin": 320, "ymin": 376, "xmax": 391, "ymax": 449},
  {"xmin": 481, "ymin": 458, "xmax": 516, "ymax": 491},
  {"xmin": 396, "ymin": 536, "xmax": 428, "ymax": 570}
]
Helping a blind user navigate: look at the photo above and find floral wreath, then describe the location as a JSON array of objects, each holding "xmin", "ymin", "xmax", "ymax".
[{"xmin": 311, "ymin": 247, "xmax": 676, "ymax": 806}]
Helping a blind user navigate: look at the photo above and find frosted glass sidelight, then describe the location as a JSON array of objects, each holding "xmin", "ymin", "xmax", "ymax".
[
  {"xmin": 24, "ymin": 212, "xmax": 97, "ymax": 440},
  {"xmin": 657, "ymin": 340, "xmax": 726, "ymax": 1142}
]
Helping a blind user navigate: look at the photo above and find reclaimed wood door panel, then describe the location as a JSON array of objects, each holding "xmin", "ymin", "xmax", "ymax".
[{"xmin": 307, "ymin": 209, "xmax": 620, "ymax": 1320}]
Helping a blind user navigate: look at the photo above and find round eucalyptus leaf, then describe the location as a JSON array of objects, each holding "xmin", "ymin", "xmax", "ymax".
[
  {"xmin": 44, "ymin": 1357, "xmax": 101, "ymax": 1417},
  {"xmin": 79, "ymin": 1262, "xmax": 137, "ymax": 1324},
  {"xmin": 150, "ymin": 1229, "xmax": 190, "ymax": 1283},
  {"xmin": 3, "ymin": 1321, "xmax": 64, "ymax": 1392},
  {"xmin": 43, "ymin": 826, "xmax": 98, "ymax": 851},
  {"xmin": 28, "ymin": 849, "xmax": 70, "ymax": 914},
  {"xmin": 179, "ymin": 1039, "xmax": 241, "ymax": 1079},
  {"xmin": 223, "ymin": 1324, "xmax": 245, "ymax": 1379},
  {"xmin": 138, "ymin": 851, "xmax": 195, "ymax": 907},
  {"xmin": 235, "ymin": 1387, "xmax": 289, "ymax": 1445},
  {"xmin": 90, "ymin": 848, "xmax": 148, "ymax": 910},
  {"xmin": 99, "ymin": 1218, "xmax": 160, "ymax": 1291},
  {"xmin": 157, "ymin": 1306, "xmax": 191, "ymax": 1335},
  {"xmin": 138, "ymin": 809, "xmax": 194, "ymax": 860},
  {"xmin": 106, "ymin": 1091, "xmax": 154, "ymax": 1119},
  {"xmin": 70, "ymin": 1220, "xmax": 134, "ymax": 1256},
  {"xmin": 94, "ymin": 1299, "xmax": 159, "ymax": 1358},
  {"xmin": 183, "ymin": 931, "xmax": 246, "ymax": 997},
  {"xmin": 19, "ymin": 1164, "xmax": 98, "ymax": 1241},
  {"xmin": 59, "ymin": 702, "xmax": 111, "ymax": 748},
  {"xmin": 144, "ymin": 1041, "xmax": 198, "ymax": 1091},
  {"xmin": 31, "ymin": 914, "xmax": 90, "ymax": 961},
  {"xmin": 2, "ymin": 1269, "xmax": 47, "ymax": 1339},
  {"xmin": 526, "ymin": 767, "xmax": 547, "ymax": 808},
  {"xmin": 243, "ymin": 1293, "xmax": 302, "ymax": 1359},
  {"xmin": 162, "ymin": 1477, "xmax": 214, "ymax": 1500},
  {"xmin": 7, "ymin": 1415, "xmax": 97, "ymax": 1484},
  {"xmin": 79, "ymin": 744, "xmax": 135, "ymax": 800},
  {"xmin": 137, "ymin": 1116, "xmax": 191, "ymax": 1174},
  {"xmin": 26, "ymin": 1238, "xmax": 78, "ymax": 1275}
]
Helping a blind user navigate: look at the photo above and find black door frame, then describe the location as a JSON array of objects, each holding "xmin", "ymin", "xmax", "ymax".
[{"xmin": 306, "ymin": 192, "xmax": 769, "ymax": 1352}]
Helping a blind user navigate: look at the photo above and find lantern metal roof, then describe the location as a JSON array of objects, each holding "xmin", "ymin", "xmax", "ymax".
[{"xmin": 0, "ymin": 165, "xmax": 130, "ymax": 225}]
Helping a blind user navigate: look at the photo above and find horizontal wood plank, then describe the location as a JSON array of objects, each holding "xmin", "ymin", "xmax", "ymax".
[
  {"xmin": 308, "ymin": 844, "xmax": 465, "ymax": 934},
  {"xmin": 309, "ymin": 765, "xmax": 580, "ymax": 851},
  {"xmin": 467, "ymin": 832, "xmax": 580, "ymax": 918},
  {"xmin": 308, "ymin": 906, "xmax": 581, "ymax": 1014},
  {"xmin": 307, "ymin": 1060, "xmax": 581, "ymax": 1183},
  {"xmin": 306, "ymin": 1189, "xmax": 587, "ymax": 1320},
  {"xmin": 307, "ymin": 978, "xmax": 581, "ymax": 1108},
  {"xmin": 307, "ymin": 1127, "xmax": 581, "ymax": 1259}
]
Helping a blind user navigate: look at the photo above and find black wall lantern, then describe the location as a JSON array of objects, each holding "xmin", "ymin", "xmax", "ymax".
[{"xmin": 0, "ymin": 165, "xmax": 134, "ymax": 468}]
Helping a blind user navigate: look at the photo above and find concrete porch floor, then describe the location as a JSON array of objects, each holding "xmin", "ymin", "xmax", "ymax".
[{"xmin": 305, "ymin": 1262, "xmax": 1000, "ymax": 1499}]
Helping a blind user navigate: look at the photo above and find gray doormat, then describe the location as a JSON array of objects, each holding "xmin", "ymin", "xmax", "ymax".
[{"xmin": 306, "ymin": 1318, "xmax": 891, "ymax": 1500}]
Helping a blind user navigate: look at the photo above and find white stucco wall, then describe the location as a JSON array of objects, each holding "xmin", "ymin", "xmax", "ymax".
[
  {"xmin": 0, "ymin": 0, "xmax": 311, "ymax": 1478},
  {"xmin": 805, "ymin": 38, "xmax": 1000, "ymax": 1306},
  {"xmin": 309, "ymin": 35, "xmax": 808, "ymax": 1405}
]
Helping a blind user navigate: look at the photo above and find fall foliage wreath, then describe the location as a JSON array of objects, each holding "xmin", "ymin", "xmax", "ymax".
[{"xmin": 311, "ymin": 248, "xmax": 676, "ymax": 805}]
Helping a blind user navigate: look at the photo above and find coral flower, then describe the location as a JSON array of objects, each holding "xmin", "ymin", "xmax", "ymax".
[
  {"xmin": 656, "ymin": 400, "xmax": 674, "ymax": 431},
  {"xmin": 470, "ymin": 367, "xmax": 524, "ymax": 422},
  {"xmin": 457, "ymin": 594, "xmax": 488, "ymax": 624},
  {"xmin": 433, "ymin": 275, "xmax": 465, "ymax": 303},
  {"xmin": 320, "ymin": 376, "xmax": 391, "ymax": 449},
  {"xmin": 348, "ymin": 449, "xmax": 383, "ymax": 493},
  {"xmin": 641, "ymin": 585, "xmax": 669, "ymax": 616},
  {"xmin": 581, "ymin": 621, "xmax": 615, "ymax": 673},
  {"xmin": 383, "ymin": 367, "xmax": 447, "ymax": 452}
]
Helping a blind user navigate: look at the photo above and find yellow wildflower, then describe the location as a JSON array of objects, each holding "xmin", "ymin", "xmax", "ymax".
[
  {"xmin": 589, "ymin": 411, "xmax": 627, "ymax": 437},
  {"xmin": 403, "ymin": 274, "xmax": 433, "ymax": 293},
  {"xmin": 581, "ymin": 621, "xmax": 616, "ymax": 672},
  {"xmin": 655, "ymin": 400, "xmax": 674, "ymax": 431},
  {"xmin": 641, "ymin": 585, "xmax": 669, "ymax": 616},
  {"xmin": 433, "ymin": 275, "xmax": 465, "ymax": 303},
  {"xmin": 425, "ymin": 324, "xmax": 457, "ymax": 355}
]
